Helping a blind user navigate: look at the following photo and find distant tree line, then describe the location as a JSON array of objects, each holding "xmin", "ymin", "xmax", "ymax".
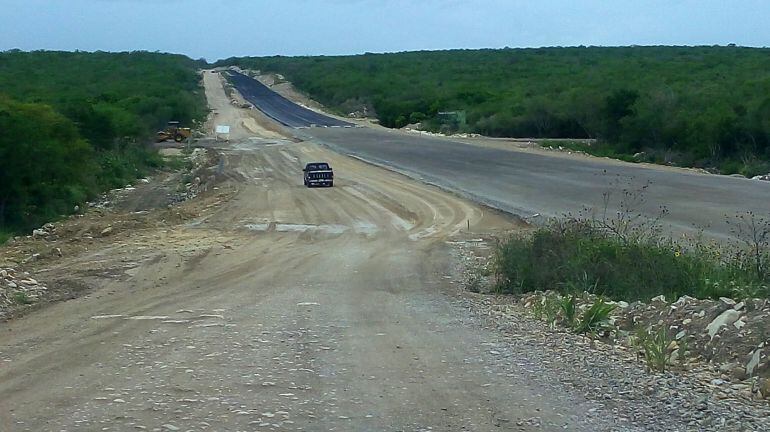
[
  {"xmin": 218, "ymin": 46, "xmax": 770, "ymax": 175},
  {"xmin": 0, "ymin": 50, "xmax": 207, "ymax": 234}
]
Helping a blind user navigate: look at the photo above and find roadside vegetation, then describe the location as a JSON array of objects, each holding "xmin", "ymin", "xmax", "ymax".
[
  {"xmin": 490, "ymin": 182, "xmax": 769, "ymax": 374},
  {"xmin": 0, "ymin": 50, "xmax": 207, "ymax": 237},
  {"xmin": 219, "ymin": 46, "xmax": 770, "ymax": 176},
  {"xmin": 493, "ymin": 184, "xmax": 770, "ymax": 302}
]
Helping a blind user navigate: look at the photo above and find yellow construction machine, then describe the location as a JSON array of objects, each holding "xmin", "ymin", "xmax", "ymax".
[{"xmin": 156, "ymin": 121, "xmax": 192, "ymax": 143}]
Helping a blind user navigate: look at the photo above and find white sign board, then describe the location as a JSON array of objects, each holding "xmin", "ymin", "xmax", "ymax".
[{"xmin": 215, "ymin": 125, "xmax": 230, "ymax": 134}]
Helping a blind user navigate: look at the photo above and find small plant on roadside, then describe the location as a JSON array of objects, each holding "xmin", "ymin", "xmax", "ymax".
[
  {"xmin": 559, "ymin": 294, "xmax": 577, "ymax": 328},
  {"xmin": 542, "ymin": 294, "xmax": 561, "ymax": 328},
  {"xmin": 465, "ymin": 266, "xmax": 485, "ymax": 293},
  {"xmin": 727, "ymin": 211, "xmax": 770, "ymax": 282},
  {"xmin": 530, "ymin": 297, "xmax": 545, "ymax": 320},
  {"xmin": 633, "ymin": 325, "xmax": 674, "ymax": 372},
  {"xmin": 574, "ymin": 298, "xmax": 615, "ymax": 334},
  {"xmin": 529, "ymin": 294, "xmax": 561, "ymax": 328},
  {"xmin": 12, "ymin": 292, "xmax": 33, "ymax": 305}
]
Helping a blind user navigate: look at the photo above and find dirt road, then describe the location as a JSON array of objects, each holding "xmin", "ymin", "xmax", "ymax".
[
  {"xmin": 0, "ymin": 73, "xmax": 670, "ymax": 431},
  {"xmin": 203, "ymin": 70, "xmax": 286, "ymax": 140}
]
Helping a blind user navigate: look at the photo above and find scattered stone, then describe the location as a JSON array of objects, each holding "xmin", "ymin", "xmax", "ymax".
[
  {"xmin": 705, "ymin": 309, "xmax": 742, "ymax": 339},
  {"xmin": 720, "ymin": 297, "xmax": 736, "ymax": 306},
  {"xmin": 747, "ymin": 347, "xmax": 763, "ymax": 377},
  {"xmin": 759, "ymin": 379, "xmax": 770, "ymax": 399}
]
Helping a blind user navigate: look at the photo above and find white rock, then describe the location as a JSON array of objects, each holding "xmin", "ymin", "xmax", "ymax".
[
  {"xmin": 747, "ymin": 348, "xmax": 763, "ymax": 376},
  {"xmin": 719, "ymin": 297, "xmax": 736, "ymax": 306},
  {"xmin": 706, "ymin": 309, "xmax": 742, "ymax": 339}
]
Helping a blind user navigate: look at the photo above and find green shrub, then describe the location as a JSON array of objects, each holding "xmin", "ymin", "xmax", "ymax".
[
  {"xmin": 494, "ymin": 219, "xmax": 768, "ymax": 301},
  {"xmin": 529, "ymin": 294, "xmax": 561, "ymax": 328},
  {"xmin": 633, "ymin": 325, "xmax": 674, "ymax": 372},
  {"xmin": 574, "ymin": 298, "xmax": 615, "ymax": 334},
  {"xmin": 559, "ymin": 294, "xmax": 577, "ymax": 328},
  {"xmin": 12, "ymin": 292, "xmax": 33, "ymax": 305},
  {"xmin": 0, "ymin": 50, "xmax": 206, "ymax": 234}
]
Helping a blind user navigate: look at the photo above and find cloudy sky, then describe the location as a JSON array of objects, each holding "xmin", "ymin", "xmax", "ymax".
[{"xmin": 1, "ymin": 0, "xmax": 768, "ymax": 60}]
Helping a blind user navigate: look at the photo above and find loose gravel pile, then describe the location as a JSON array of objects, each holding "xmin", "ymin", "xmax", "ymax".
[{"xmin": 0, "ymin": 267, "xmax": 47, "ymax": 319}]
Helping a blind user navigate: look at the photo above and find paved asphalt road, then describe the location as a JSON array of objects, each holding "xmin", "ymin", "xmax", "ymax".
[
  {"xmin": 230, "ymin": 74, "xmax": 770, "ymax": 240},
  {"xmin": 226, "ymin": 71, "xmax": 352, "ymax": 128}
]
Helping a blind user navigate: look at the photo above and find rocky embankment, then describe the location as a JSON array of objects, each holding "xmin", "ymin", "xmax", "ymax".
[{"xmin": 452, "ymin": 236, "xmax": 770, "ymax": 431}]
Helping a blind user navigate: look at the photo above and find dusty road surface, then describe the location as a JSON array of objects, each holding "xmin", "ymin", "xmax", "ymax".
[
  {"xmin": 202, "ymin": 70, "xmax": 286, "ymax": 140},
  {"xmin": 1, "ymin": 71, "xmax": 729, "ymax": 432}
]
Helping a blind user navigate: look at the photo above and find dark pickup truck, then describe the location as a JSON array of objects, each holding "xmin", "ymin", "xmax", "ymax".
[{"xmin": 303, "ymin": 162, "xmax": 334, "ymax": 187}]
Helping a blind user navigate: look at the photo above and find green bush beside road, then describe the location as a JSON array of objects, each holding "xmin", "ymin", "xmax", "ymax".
[
  {"xmin": 494, "ymin": 218, "xmax": 770, "ymax": 302},
  {"xmin": 0, "ymin": 50, "xmax": 206, "ymax": 233}
]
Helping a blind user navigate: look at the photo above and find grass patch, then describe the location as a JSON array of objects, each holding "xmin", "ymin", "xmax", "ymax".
[
  {"xmin": 574, "ymin": 298, "xmax": 616, "ymax": 334},
  {"xmin": 633, "ymin": 325, "xmax": 675, "ymax": 372},
  {"xmin": 494, "ymin": 217, "xmax": 769, "ymax": 301}
]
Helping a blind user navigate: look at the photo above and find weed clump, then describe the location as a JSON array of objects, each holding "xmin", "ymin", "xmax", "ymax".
[{"xmin": 12, "ymin": 292, "xmax": 33, "ymax": 305}]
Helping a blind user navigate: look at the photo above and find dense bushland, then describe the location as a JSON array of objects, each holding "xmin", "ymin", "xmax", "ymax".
[
  {"xmin": 0, "ymin": 50, "xmax": 206, "ymax": 233},
  {"xmin": 219, "ymin": 46, "xmax": 770, "ymax": 175}
]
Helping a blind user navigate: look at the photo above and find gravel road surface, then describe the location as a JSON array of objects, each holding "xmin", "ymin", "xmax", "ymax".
[{"xmin": 1, "ymin": 70, "xmax": 765, "ymax": 432}]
